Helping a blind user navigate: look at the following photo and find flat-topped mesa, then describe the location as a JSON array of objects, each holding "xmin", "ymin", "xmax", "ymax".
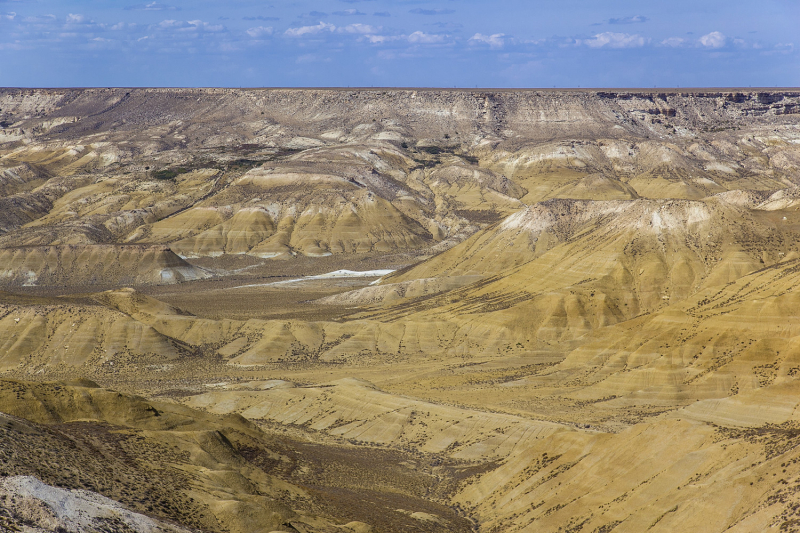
[
  {"xmin": 1, "ymin": 88, "xmax": 799, "ymax": 148},
  {"xmin": 0, "ymin": 244, "xmax": 209, "ymax": 287}
]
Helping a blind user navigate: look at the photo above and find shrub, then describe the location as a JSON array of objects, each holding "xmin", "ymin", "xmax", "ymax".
[
  {"xmin": 152, "ymin": 167, "xmax": 188, "ymax": 180},
  {"xmin": 420, "ymin": 146, "xmax": 442, "ymax": 155}
]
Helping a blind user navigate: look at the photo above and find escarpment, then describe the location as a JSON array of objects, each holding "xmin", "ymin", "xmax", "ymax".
[{"xmin": 1, "ymin": 88, "xmax": 800, "ymax": 533}]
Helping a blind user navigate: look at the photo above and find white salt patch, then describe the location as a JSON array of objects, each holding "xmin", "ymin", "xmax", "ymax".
[
  {"xmin": 232, "ymin": 269, "xmax": 395, "ymax": 289},
  {"xmin": 650, "ymin": 210, "xmax": 663, "ymax": 230}
]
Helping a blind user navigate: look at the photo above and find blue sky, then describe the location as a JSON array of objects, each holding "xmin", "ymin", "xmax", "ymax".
[{"xmin": 0, "ymin": 0, "xmax": 798, "ymax": 88}]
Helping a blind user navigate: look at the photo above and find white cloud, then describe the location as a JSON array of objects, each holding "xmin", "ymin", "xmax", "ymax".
[
  {"xmin": 608, "ymin": 15, "xmax": 648, "ymax": 25},
  {"xmin": 699, "ymin": 31, "xmax": 726, "ymax": 48},
  {"xmin": 660, "ymin": 37, "xmax": 686, "ymax": 47},
  {"xmin": 409, "ymin": 8, "xmax": 454, "ymax": 15},
  {"xmin": 469, "ymin": 33, "xmax": 505, "ymax": 49},
  {"xmin": 23, "ymin": 14, "xmax": 56, "ymax": 23},
  {"xmin": 2, "ymin": 12, "xmax": 16, "ymax": 21},
  {"xmin": 284, "ymin": 21, "xmax": 335, "ymax": 37},
  {"xmin": 188, "ymin": 20, "xmax": 224, "ymax": 32},
  {"xmin": 407, "ymin": 31, "xmax": 445, "ymax": 44},
  {"xmin": 111, "ymin": 22, "xmax": 137, "ymax": 31},
  {"xmin": 365, "ymin": 34, "xmax": 402, "ymax": 44},
  {"xmin": 582, "ymin": 32, "xmax": 646, "ymax": 48},
  {"xmin": 156, "ymin": 19, "xmax": 224, "ymax": 32},
  {"xmin": 243, "ymin": 16, "xmax": 279, "ymax": 22},
  {"xmin": 340, "ymin": 23, "xmax": 379, "ymax": 34},
  {"xmin": 332, "ymin": 9, "xmax": 366, "ymax": 16},
  {"xmin": 66, "ymin": 13, "xmax": 85, "ymax": 24},
  {"xmin": 246, "ymin": 26, "xmax": 273, "ymax": 38},
  {"xmin": 86, "ymin": 36, "xmax": 117, "ymax": 50},
  {"xmin": 124, "ymin": 2, "xmax": 178, "ymax": 11}
]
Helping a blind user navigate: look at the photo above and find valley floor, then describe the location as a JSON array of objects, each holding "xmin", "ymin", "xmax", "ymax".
[{"xmin": 2, "ymin": 87, "xmax": 800, "ymax": 532}]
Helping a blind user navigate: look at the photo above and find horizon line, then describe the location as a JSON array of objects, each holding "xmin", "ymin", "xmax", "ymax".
[{"xmin": 1, "ymin": 86, "xmax": 799, "ymax": 93}]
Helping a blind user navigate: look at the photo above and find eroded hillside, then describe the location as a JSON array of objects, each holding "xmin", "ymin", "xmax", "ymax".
[{"xmin": 1, "ymin": 88, "xmax": 800, "ymax": 532}]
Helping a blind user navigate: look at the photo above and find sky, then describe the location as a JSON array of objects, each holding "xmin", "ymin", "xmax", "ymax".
[{"xmin": 0, "ymin": 0, "xmax": 798, "ymax": 88}]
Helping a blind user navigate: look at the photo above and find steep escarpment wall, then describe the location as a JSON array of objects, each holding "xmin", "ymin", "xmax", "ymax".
[{"xmin": 1, "ymin": 88, "xmax": 798, "ymax": 147}]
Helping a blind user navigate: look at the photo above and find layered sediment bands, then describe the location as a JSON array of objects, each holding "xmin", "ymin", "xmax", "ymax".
[
  {"xmin": 0, "ymin": 163, "xmax": 49, "ymax": 196},
  {"xmin": 2, "ymin": 89, "xmax": 800, "ymax": 265},
  {"xmin": 454, "ymin": 419, "xmax": 800, "ymax": 533},
  {"xmin": 311, "ymin": 275, "xmax": 483, "ymax": 307},
  {"xmin": 391, "ymin": 193, "xmax": 800, "ymax": 282},
  {"xmin": 364, "ymin": 194, "xmax": 800, "ymax": 352},
  {"xmin": 2, "ymin": 88, "xmax": 799, "ymax": 145},
  {"xmin": 6, "ymin": 188, "xmax": 800, "ymax": 403},
  {"xmin": 528, "ymin": 256, "xmax": 800, "ymax": 406},
  {"xmin": 3, "ymin": 89, "xmax": 800, "ymax": 532},
  {"xmin": 0, "ymin": 175, "xmax": 93, "ymax": 235},
  {"xmin": 186, "ymin": 378, "xmax": 565, "ymax": 460},
  {"xmin": 91, "ymin": 288, "xmax": 473, "ymax": 363},
  {"xmin": 161, "ymin": 169, "xmax": 435, "ymax": 258},
  {"xmin": 0, "ymin": 298, "xmax": 179, "ymax": 373},
  {"xmin": 134, "ymin": 144, "xmax": 511, "ymax": 259},
  {"xmin": 480, "ymin": 137, "xmax": 795, "ymax": 203},
  {"xmin": 0, "ymin": 380, "xmax": 395, "ymax": 533},
  {"xmin": 0, "ymin": 244, "xmax": 208, "ymax": 287}
]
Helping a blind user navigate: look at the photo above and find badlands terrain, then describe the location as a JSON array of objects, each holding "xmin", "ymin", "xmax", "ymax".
[{"xmin": 1, "ymin": 87, "xmax": 800, "ymax": 532}]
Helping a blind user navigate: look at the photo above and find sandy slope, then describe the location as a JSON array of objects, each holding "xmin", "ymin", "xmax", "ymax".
[
  {"xmin": 2, "ymin": 88, "xmax": 800, "ymax": 532},
  {"xmin": 0, "ymin": 244, "xmax": 209, "ymax": 287}
]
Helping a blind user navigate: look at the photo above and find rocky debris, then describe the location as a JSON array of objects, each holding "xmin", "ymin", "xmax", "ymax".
[
  {"xmin": 0, "ymin": 475, "xmax": 192, "ymax": 533},
  {"xmin": 1, "ymin": 88, "xmax": 799, "ymax": 266},
  {"xmin": 2, "ymin": 89, "xmax": 800, "ymax": 533}
]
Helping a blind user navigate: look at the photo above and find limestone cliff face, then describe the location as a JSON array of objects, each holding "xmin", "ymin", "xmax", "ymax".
[
  {"xmin": 1, "ymin": 88, "xmax": 799, "ymax": 146},
  {"xmin": 1, "ymin": 88, "xmax": 798, "ymax": 261},
  {"xmin": 4, "ymin": 89, "xmax": 800, "ymax": 533}
]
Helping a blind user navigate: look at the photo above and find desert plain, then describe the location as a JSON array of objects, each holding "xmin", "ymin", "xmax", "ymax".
[{"xmin": 1, "ymin": 87, "xmax": 800, "ymax": 532}]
